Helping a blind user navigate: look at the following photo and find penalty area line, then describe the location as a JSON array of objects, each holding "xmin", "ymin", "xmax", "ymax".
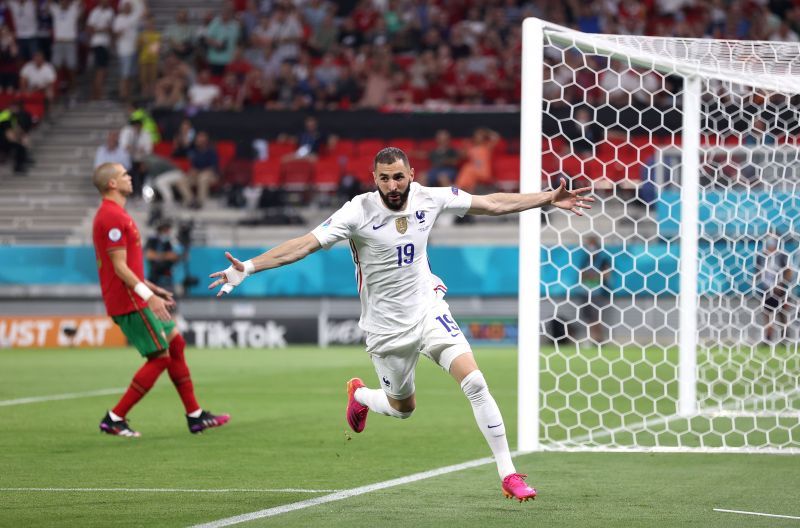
[
  {"xmin": 0, "ymin": 388, "xmax": 125, "ymax": 407},
  {"xmin": 714, "ymin": 508, "xmax": 800, "ymax": 521},
  {"xmin": 190, "ymin": 454, "xmax": 508, "ymax": 528},
  {"xmin": 0, "ymin": 488, "xmax": 338, "ymax": 494}
]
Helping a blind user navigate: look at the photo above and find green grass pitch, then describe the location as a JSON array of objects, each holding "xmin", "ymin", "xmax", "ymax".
[{"xmin": 1, "ymin": 345, "xmax": 798, "ymax": 527}]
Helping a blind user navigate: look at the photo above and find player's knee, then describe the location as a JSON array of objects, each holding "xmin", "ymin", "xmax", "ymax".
[
  {"xmin": 460, "ymin": 370, "xmax": 489, "ymax": 404},
  {"xmin": 388, "ymin": 406, "xmax": 414, "ymax": 419},
  {"xmin": 388, "ymin": 399, "xmax": 415, "ymax": 419}
]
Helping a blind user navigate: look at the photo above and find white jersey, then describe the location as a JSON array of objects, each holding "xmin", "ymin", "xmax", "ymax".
[{"xmin": 312, "ymin": 183, "xmax": 472, "ymax": 334}]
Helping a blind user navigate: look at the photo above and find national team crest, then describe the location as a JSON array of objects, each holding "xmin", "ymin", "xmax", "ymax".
[{"xmin": 395, "ymin": 217, "xmax": 408, "ymax": 234}]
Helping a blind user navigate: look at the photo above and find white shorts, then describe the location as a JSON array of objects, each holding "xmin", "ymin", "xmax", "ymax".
[{"xmin": 365, "ymin": 298, "xmax": 471, "ymax": 400}]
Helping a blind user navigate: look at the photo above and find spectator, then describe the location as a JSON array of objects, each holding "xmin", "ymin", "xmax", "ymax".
[
  {"xmin": 48, "ymin": 0, "xmax": 81, "ymax": 98},
  {"xmin": 338, "ymin": 17, "xmax": 364, "ymax": 50},
  {"xmin": 0, "ymin": 100, "xmax": 30, "ymax": 174},
  {"xmin": 8, "ymin": 0, "xmax": 38, "ymax": 61},
  {"xmin": 358, "ymin": 61, "xmax": 392, "ymax": 108},
  {"xmin": 264, "ymin": 4, "xmax": 303, "ymax": 64},
  {"xmin": 145, "ymin": 220, "xmax": 182, "ymax": 292},
  {"xmin": 143, "ymin": 220, "xmax": 181, "ymax": 290},
  {"xmin": 0, "ymin": 25, "xmax": 20, "ymax": 92},
  {"xmin": 94, "ymin": 130, "xmax": 131, "ymax": 169},
  {"xmin": 225, "ymin": 47, "xmax": 252, "ymax": 81},
  {"xmin": 238, "ymin": 0, "xmax": 260, "ymax": 41},
  {"xmin": 188, "ymin": 69, "xmax": 221, "ymax": 111},
  {"xmin": 313, "ymin": 52, "xmax": 341, "ymax": 88},
  {"xmin": 138, "ymin": 15, "xmax": 161, "ymax": 98},
  {"xmin": 578, "ymin": 235, "xmax": 613, "ymax": 346},
  {"xmin": 426, "ymin": 130, "xmax": 462, "ymax": 186},
  {"xmin": 302, "ymin": 0, "xmax": 328, "ymax": 33},
  {"xmin": 177, "ymin": 131, "xmax": 219, "ymax": 209},
  {"xmin": 282, "ymin": 115, "xmax": 326, "ymax": 162},
  {"xmin": 129, "ymin": 106, "xmax": 160, "ymax": 143},
  {"xmin": 308, "ymin": 8, "xmax": 339, "ymax": 56},
  {"xmin": 119, "ymin": 117, "xmax": 153, "ymax": 196},
  {"xmin": 455, "ymin": 128, "xmax": 500, "ymax": 193},
  {"xmin": 238, "ymin": 68, "xmax": 274, "ymax": 108},
  {"xmin": 271, "ymin": 61, "xmax": 301, "ymax": 109},
  {"xmin": 218, "ymin": 71, "xmax": 241, "ymax": 110},
  {"xmin": 335, "ymin": 63, "xmax": 363, "ymax": 107},
  {"xmin": 204, "ymin": 3, "xmax": 240, "ymax": 76},
  {"xmin": 112, "ymin": 1, "xmax": 139, "ymax": 101},
  {"xmin": 20, "ymin": 50, "xmax": 56, "ymax": 103},
  {"xmin": 86, "ymin": 0, "xmax": 114, "ymax": 100},
  {"xmin": 755, "ymin": 234, "xmax": 794, "ymax": 343},
  {"xmin": 171, "ymin": 118, "xmax": 196, "ymax": 157},
  {"xmin": 163, "ymin": 10, "xmax": 196, "ymax": 60},
  {"xmin": 153, "ymin": 53, "xmax": 192, "ymax": 110},
  {"xmin": 149, "ymin": 156, "xmax": 189, "ymax": 208}
]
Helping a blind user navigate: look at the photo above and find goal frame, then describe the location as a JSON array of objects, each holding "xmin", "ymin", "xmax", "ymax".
[{"xmin": 518, "ymin": 18, "xmax": 800, "ymax": 453}]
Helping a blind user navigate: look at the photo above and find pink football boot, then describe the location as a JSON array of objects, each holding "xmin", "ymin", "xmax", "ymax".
[
  {"xmin": 502, "ymin": 473, "xmax": 537, "ymax": 502},
  {"xmin": 346, "ymin": 378, "xmax": 369, "ymax": 433}
]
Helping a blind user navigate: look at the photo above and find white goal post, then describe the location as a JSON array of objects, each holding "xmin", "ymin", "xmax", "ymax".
[{"xmin": 519, "ymin": 18, "xmax": 800, "ymax": 453}]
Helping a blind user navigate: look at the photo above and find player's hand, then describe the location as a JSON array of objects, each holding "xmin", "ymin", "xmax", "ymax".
[
  {"xmin": 147, "ymin": 295, "xmax": 171, "ymax": 321},
  {"xmin": 550, "ymin": 179, "xmax": 594, "ymax": 216},
  {"xmin": 208, "ymin": 251, "xmax": 249, "ymax": 297},
  {"xmin": 158, "ymin": 290, "xmax": 176, "ymax": 310}
]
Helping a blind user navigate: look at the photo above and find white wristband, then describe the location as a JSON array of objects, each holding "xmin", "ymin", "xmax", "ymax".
[
  {"xmin": 243, "ymin": 259, "xmax": 255, "ymax": 276},
  {"xmin": 133, "ymin": 282, "xmax": 154, "ymax": 301}
]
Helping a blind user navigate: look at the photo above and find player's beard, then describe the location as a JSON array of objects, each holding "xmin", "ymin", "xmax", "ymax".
[{"xmin": 378, "ymin": 185, "xmax": 411, "ymax": 211}]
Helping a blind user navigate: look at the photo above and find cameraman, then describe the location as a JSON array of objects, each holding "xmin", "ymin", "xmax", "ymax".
[{"xmin": 145, "ymin": 220, "xmax": 181, "ymax": 292}]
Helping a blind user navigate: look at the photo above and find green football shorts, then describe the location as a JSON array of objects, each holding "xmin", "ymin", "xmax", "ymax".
[{"xmin": 113, "ymin": 308, "xmax": 177, "ymax": 357}]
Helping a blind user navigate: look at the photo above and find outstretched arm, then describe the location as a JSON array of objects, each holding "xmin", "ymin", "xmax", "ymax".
[
  {"xmin": 208, "ymin": 232, "xmax": 322, "ymax": 296},
  {"xmin": 467, "ymin": 180, "xmax": 594, "ymax": 216}
]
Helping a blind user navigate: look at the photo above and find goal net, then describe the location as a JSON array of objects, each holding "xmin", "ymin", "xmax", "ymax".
[{"xmin": 518, "ymin": 19, "xmax": 800, "ymax": 453}]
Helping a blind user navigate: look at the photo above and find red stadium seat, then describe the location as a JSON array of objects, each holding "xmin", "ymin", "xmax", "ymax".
[
  {"xmin": 216, "ymin": 141, "xmax": 236, "ymax": 170},
  {"xmin": 325, "ymin": 138, "xmax": 356, "ymax": 158},
  {"xmin": 417, "ymin": 139, "xmax": 436, "ymax": 153},
  {"xmin": 280, "ymin": 159, "xmax": 314, "ymax": 192},
  {"xmin": 493, "ymin": 154, "xmax": 520, "ymax": 192},
  {"xmin": 356, "ymin": 139, "xmax": 385, "ymax": 156},
  {"xmin": 408, "ymin": 153, "xmax": 430, "ymax": 173},
  {"xmin": 269, "ymin": 140, "xmax": 298, "ymax": 159},
  {"xmin": 314, "ymin": 156, "xmax": 343, "ymax": 192},
  {"xmin": 154, "ymin": 141, "xmax": 173, "ymax": 158},
  {"xmin": 388, "ymin": 138, "xmax": 417, "ymax": 154},
  {"xmin": 172, "ymin": 158, "xmax": 190, "ymax": 172},
  {"xmin": 345, "ymin": 155, "xmax": 376, "ymax": 184},
  {"xmin": 252, "ymin": 159, "xmax": 281, "ymax": 187},
  {"xmin": 492, "ymin": 137, "xmax": 509, "ymax": 155}
]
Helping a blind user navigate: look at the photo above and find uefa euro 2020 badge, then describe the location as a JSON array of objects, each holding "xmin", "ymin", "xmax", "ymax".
[{"xmin": 395, "ymin": 217, "xmax": 408, "ymax": 234}]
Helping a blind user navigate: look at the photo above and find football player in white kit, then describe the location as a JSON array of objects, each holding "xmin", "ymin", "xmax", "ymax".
[{"xmin": 209, "ymin": 147, "xmax": 593, "ymax": 501}]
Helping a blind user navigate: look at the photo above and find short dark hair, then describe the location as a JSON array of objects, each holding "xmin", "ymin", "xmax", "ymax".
[{"xmin": 373, "ymin": 147, "xmax": 409, "ymax": 170}]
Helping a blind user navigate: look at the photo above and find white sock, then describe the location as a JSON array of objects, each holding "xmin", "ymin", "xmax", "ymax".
[
  {"xmin": 355, "ymin": 387, "xmax": 412, "ymax": 419},
  {"xmin": 461, "ymin": 370, "xmax": 516, "ymax": 478},
  {"xmin": 187, "ymin": 408, "xmax": 203, "ymax": 418},
  {"xmin": 108, "ymin": 410, "xmax": 124, "ymax": 422}
]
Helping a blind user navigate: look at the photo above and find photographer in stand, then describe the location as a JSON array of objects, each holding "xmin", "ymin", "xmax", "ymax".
[{"xmin": 145, "ymin": 220, "xmax": 181, "ymax": 293}]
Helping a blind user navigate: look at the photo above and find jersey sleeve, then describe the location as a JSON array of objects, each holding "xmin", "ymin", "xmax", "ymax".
[
  {"xmin": 311, "ymin": 200, "xmax": 361, "ymax": 250},
  {"xmin": 97, "ymin": 212, "xmax": 128, "ymax": 251},
  {"xmin": 428, "ymin": 186, "xmax": 473, "ymax": 217}
]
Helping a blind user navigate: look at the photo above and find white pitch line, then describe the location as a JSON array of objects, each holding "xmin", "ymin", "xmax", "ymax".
[
  {"xmin": 190, "ymin": 455, "xmax": 501, "ymax": 528},
  {"xmin": 0, "ymin": 488, "xmax": 337, "ymax": 494},
  {"xmin": 714, "ymin": 508, "xmax": 800, "ymax": 520},
  {"xmin": 0, "ymin": 388, "xmax": 125, "ymax": 407}
]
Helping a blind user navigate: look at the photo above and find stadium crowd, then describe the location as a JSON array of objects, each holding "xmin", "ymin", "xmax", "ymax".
[
  {"xmin": 3, "ymin": 0, "xmax": 800, "ymax": 187},
  {"xmin": 1, "ymin": 0, "xmax": 799, "ymax": 110}
]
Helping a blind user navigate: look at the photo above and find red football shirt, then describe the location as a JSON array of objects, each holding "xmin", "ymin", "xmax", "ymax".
[{"xmin": 92, "ymin": 199, "xmax": 147, "ymax": 316}]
